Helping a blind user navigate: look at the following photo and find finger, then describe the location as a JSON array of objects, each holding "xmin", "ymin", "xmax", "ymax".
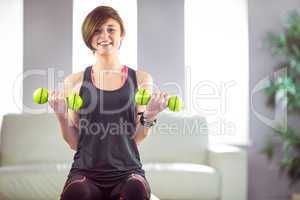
[
  {"xmin": 59, "ymin": 94, "xmax": 67, "ymax": 112},
  {"xmin": 55, "ymin": 91, "xmax": 62, "ymax": 99},
  {"xmin": 57, "ymin": 91, "xmax": 61, "ymax": 97},
  {"xmin": 153, "ymin": 92, "xmax": 161, "ymax": 101},
  {"xmin": 49, "ymin": 91, "xmax": 55, "ymax": 102},
  {"xmin": 165, "ymin": 95, "xmax": 171, "ymax": 105},
  {"xmin": 163, "ymin": 95, "xmax": 169, "ymax": 107},
  {"xmin": 159, "ymin": 92, "xmax": 165, "ymax": 99},
  {"xmin": 59, "ymin": 91, "xmax": 65, "ymax": 100},
  {"xmin": 157, "ymin": 92, "xmax": 164, "ymax": 105},
  {"xmin": 54, "ymin": 91, "xmax": 59, "ymax": 101},
  {"xmin": 160, "ymin": 92, "xmax": 168, "ymax": 100},
  {"xmin": 156, "ymin": 92, "xmax": 164, "ymax": 109},
  {"xmin": 159, "ymin": 92, "xmax": 167, "ymax": 102},
  {"xmin": 164, "ymin": 93, "xmax": 169, "ymax": 99},
  {"xmin": 53, "ymin": 91, "xmax": 61, "ymax": 101},
  {"xmin": 152, "ymin": 93, "xmax": 159, "ymax": 101}
]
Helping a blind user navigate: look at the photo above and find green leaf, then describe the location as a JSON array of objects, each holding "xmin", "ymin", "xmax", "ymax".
[
  {"xmin": 278, "ymin": 33, "xmax": 287, "ymax": 48},
  {"xmin": 267, "ymin": 32, "xmax": 287, "ymax": 56},
  {"xmin": 288, "ymin": 57, "xmax": 300, "ymax": 73},
  {"xmin": 264, "ymin": 80, "xmax": 276, "ymax": 96},
  {"xmin": 284, "ymin": 11, "xmax": 300, "ymax": 37},
  {"xmin": 280, "ymin": 157, "xmax": 292, "ymax": 169},
  {"xmin": 292, "ymin": 45, "xmax": 300, "ymax": 57},
  {"xmin": 293, "ymin": 94, "xmax": 300, "ymax": 108},
  {"xmin": 275, "ymin": 88, "xmax": 287, "ymax": 103},
  {"xmin": 282, "ymin": 141, "xmax": 291, "ymax": 155},
  {"xmin": 275, "ymin": 77, "xmax": 296, "ymax": 95},
  {"xmin": 261, "ymin": 139, "xmax": 275, "ymax": 160}
]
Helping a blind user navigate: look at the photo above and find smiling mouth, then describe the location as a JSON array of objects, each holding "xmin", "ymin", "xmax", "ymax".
[{"xmin": 98, "ymin": 41, "xmax": 113, "ymax": 46}]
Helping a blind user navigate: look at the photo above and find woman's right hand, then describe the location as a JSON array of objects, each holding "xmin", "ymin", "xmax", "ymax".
[{"xmin": 48, "ymin": 91, "xmax": 68, "ymax": 116}]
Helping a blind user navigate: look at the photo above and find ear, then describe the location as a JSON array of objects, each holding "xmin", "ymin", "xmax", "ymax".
[
  {"xmin": 120, "ymin": 32, "xmax": 125, "ymax": 40},
  {"xmin": 119, "ymin": 33, "xmax": 125, "ymax": 49}
]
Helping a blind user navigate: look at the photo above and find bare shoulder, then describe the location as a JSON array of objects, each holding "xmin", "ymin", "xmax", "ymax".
[
  {"xmin": 64, "ymin": 71, "xmax": 84, "ymax": 95},
  {"xmin": 64, "ymin": 71, "xmax": 84, "ymax": 127},
  {"xmin": 64, "ymin": 71, "xmax": 84, "ymax": 85},
  {"xmin": 136, "ymin": 69, "xmax": 153, "ymax": 91}
]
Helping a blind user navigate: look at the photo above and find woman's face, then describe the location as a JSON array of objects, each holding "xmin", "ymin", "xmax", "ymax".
[{"xmin": 91, "ymin": 18, "xmax": 124, "ymax": 56}]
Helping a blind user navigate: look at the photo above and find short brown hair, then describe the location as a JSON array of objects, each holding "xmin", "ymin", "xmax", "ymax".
[{"xmin": 81, "ymin": 6, "xmax": 125, "ymax": 51}]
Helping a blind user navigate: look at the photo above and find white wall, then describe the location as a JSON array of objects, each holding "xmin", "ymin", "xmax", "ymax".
[
  {"xmin": 23, "ymin": 0, "xmax": 73, "ymax": 112},
  {"xmin": 137, "ymin": 0, "xmax": 185, "ymax": 101}
]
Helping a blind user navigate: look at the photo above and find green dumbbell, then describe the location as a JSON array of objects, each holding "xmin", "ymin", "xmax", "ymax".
[
  {"xmin": 135, "ymin": 88, "xmax": 183, "ymax": 112},
  {"xmin": 33, "ymin": 88, "xmax": 83, "ymax": 110}
]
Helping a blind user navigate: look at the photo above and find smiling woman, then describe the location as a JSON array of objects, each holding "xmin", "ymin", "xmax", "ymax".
[
  {"xmin": 81, "ymin": 6, "xmax": 125, "ymax": 54},
  {"xmin": 50, "ymin": 4, "xmax": 168, "ymax": 200},
  {"xmin": 72, "ymin": 0, "xmax": 137, "ymax": 72}
]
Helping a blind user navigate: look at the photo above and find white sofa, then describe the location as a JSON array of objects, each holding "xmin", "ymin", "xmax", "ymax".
[{"xmin": 0, "ymin": 112, "xmax": 247, "ymax": 200}]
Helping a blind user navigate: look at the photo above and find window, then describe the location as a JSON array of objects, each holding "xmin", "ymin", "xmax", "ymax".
[
  {"xmin": 185, "ymin": 0, "xmax": 249, "ymax": 144},
  {"xmin": 72, "ymin": 0, "xmax": 137, "ymax": 72},
  {"xmin": 0, "ymin": 0, "xmax": 23, "ymax": 114}
]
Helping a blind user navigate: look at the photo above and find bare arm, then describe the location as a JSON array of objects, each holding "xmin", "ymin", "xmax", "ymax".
[
  {"xmin": 49, "ymin": 74, "xmax": 82, "ymax": 150},
  {"xmin": 133, "ymin": 70, "xmax": 154, "ymax": 145},
  {"xmin": 56, "ymin": 112, "xmax": 80, "ymax": 150},
  {"xmin": 133, "ymin": 119, "xmax": 153, "ymax": 145},
  {"xmin": 133, "ymin": 70, "xmax": 170, "ymax": 145}
]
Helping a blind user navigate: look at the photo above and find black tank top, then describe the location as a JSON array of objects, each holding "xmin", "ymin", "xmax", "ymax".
[{"xmin": 69, "ymin": 66, "xmax": 145, "ymax": 188}]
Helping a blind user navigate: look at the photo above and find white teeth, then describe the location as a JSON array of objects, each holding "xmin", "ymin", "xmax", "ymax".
[{"xmin": 99, "ymin": 41, "xmax": 112, "ymax": 46}]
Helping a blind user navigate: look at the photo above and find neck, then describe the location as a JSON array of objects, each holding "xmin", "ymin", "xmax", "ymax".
[{"xmin": 93, "ymin": 53, "xmax": 122, "ymax": 71}]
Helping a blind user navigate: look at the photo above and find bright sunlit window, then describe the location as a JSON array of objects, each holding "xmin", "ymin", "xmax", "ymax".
[
  {"xmin": 0, "ymin": 0, "xmax": 23, "ymax": 115},
  {"xmin": 73, "ymin": 0, "xmax": 137, "ymax": 72},
  {"xmin": 185, "ymin": 0, "xmax": 249, "ymax": 144}
]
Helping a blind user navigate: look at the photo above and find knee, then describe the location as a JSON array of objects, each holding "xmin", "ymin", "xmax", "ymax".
[
  {"xmin": 61, "ymin": 176, "xmax": 99, "ymax": 200},
  {"xmin": 121, "ymin": 174, "xmax": 151, "ymax": 200}
]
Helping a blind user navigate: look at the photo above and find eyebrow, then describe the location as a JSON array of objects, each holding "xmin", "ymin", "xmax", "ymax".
[
  {"xmin": 105, "ymin": 24, "xmax": 116, "ymax": 27},
  {"xmin": 96, "ymin": 24, "xmax": 117, "ymax": 30}
]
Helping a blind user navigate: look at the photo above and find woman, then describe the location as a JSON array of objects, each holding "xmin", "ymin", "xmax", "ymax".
[{"xmin": 49, "ymin": 6, "xmax": 169, "ymax": 200}]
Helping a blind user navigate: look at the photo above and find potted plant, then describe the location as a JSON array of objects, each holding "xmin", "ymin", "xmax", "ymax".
[{"xmin": 261, "ymin": 10, "xmax": 300, "ymax": 199}]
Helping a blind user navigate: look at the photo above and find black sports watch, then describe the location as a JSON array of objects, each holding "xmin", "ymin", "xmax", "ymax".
[{"xmin": 138, "ymin": 112, "xmax": 157, "ymax": 128}]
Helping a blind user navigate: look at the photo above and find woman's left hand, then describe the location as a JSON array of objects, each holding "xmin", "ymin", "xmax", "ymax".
[{"xmin": 143, "ymin": 91, "xmax": 170, "ymax": 120}]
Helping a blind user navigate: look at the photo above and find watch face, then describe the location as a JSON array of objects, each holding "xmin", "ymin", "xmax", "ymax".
[{"xmin": 139, "ymin": 112, "xmax": 156, "ymax": 128}]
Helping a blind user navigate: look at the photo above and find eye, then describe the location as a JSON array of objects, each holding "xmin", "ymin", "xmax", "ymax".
[
  {"xmin": 107, "ymin": 28, "xmax": 116, "ymax": 33},
  {"xmin": 94, "ymin": 28, "xmax": 102, "ymax": 34}
]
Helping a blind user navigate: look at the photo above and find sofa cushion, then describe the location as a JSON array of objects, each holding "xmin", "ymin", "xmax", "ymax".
[
  {"xmin": 0, "ymin": 163, "xmax": 160, "ymax": 200},
  {"xmin": 143, "ymin": 162, "xmax": 220, "ymax": 200},
  {"xmin": 139, "ymin": 112, "xmax": 208, "ymax": 164},
  {"xmin": 0, "ymin": 162, "xmax": 219, "ymax": 200},
  {"xmin": 0, "ymin": 113, "xmax": 74, "ymax": 166}
]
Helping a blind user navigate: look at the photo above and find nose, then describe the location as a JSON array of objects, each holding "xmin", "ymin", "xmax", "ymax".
[{"xmin": 100, "ymin": 29, "xmax": 110, "ymax": 39}]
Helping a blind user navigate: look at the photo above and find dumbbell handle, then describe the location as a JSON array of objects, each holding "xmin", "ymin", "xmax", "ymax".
[
  {"xmin": 33, "ymin": 88, "xmax": 83, "ymax": 110},
  {"xmin": 135, "ymin": 89, "xmax": 182, "ymax": 112}
]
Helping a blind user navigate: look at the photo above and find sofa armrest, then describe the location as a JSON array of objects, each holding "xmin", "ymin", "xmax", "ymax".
[
  {"xmin": 0, "ymin": 163, "xmax": 71, "ymax": 199},
  {"xmin": 208, "ymin": 144, "xmax": 247, "ymax": 200}
]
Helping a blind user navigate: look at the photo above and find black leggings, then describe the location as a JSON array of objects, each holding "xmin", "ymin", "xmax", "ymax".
[{"xmin": 60, "ymin": 173, "xmax": 151, "ymax": 200}]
